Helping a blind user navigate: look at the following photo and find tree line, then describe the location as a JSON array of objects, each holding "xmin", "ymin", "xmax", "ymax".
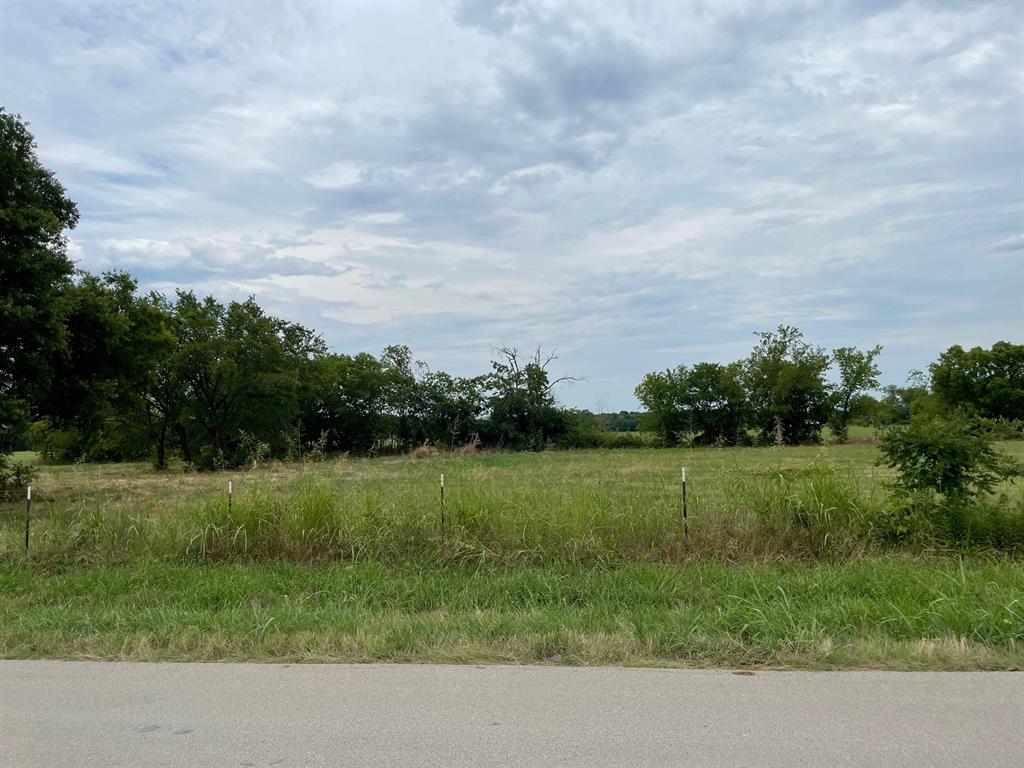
[
  {"xmin": 3, "ymin": 108, "xmax": 1022, "ymax": 476},
  {"xmin": 633, "ymin": 329, "xmax": 1023, "ymax": 447}
]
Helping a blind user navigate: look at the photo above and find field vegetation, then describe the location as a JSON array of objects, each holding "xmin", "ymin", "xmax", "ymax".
[
  {"xmin": 3, "ymin": 101, "xmax": 1024, "ymax": 671},
  {"xmin": 3, "ymin": 441, "xmax": 1024, "ymax": 669},
  {"xmin": 5, "ymin": 441, "xmax": 1024, "ymax": 567}
]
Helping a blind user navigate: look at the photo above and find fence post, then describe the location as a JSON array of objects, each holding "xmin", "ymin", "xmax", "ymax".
[
  {"xmin": 24, "ymin": 485, "xmax": 32, "ymax": 556},
  {"xmin": 227, "ymin": 480, "xmax": 233, "ymax": 528},
  {"xmin": 681, "ymin": 467, "xmax": 688, "ymax": 539},
  {"xmin": 440, "ymin": 473, "xmax": 445, "ymax": 531}
]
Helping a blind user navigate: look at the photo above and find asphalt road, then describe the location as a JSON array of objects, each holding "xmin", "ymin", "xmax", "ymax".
[{"xmin": 2, "ymin": 661, "xmax": 1022, "ymax": 767}]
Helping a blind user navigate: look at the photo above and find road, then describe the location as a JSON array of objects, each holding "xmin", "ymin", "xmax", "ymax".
[{"xmin": 2, "ymin": 661, "xmax": 1022, "ymax": 767}]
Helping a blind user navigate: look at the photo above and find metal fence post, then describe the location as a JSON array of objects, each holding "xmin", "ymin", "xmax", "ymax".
[
  {"xmin": 439, "ymin": 473, "xmax": 445, "ymax": 531},
  {"xmin": 681, "ymin": 467, "xmax": 688, "ymax": 539},
  {"xmin": 24, "ymin": 485, "xmax": 32, "ymax": 556}
]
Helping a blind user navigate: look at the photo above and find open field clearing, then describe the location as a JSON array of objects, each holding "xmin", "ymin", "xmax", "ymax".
[
  {"xmin": 3, "ymin": 442, "xmax": 1024, "ymax": 565},
  {"xmin": 2, "ymin": 444, "xmax": 1023, "ymax": 668}
]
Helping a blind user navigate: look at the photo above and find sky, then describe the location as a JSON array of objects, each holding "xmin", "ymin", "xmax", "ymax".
[{"xmin": 1, "ymin": 0, "xmax": 1021, "ymax": 410}]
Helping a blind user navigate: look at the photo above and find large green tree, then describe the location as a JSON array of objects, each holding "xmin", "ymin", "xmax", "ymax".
[
  {"xmin": 930, "ymin": 342, "xmax": 1024, "ymax": 421},
  {"xmin": 634, "ymin": 367, "xmax": 689, "ymax": 442},
  {"xmin": 744, "ymin": 326, "xmax": 831, "ymax": 444},
  {"xmin": 0, "ymin": 109, "xmax": 79, "ymax": 458},
  {"xmin": 172, "ymin": 293, "xmax": 324, "ymax": 468},
  {"xmin": 29, "ymin": 272, "xmax": 174, "ymax": 463},
  {"xmin": 484, "ymin": 347, "xmax": 575, "ymax": 450},
  {"xmin": 635, "ymin": 362, "xmax": 747, "ymax": 445}
]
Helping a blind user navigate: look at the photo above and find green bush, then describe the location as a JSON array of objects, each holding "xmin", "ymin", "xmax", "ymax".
[
  {"xmin": 0, "ymin": 458, "xmax": 38, "ymax": 496},
  {"xmin": 877, "ymin": 489, "xmax": 1024, "ymax": 551},
  {"xmin": 879, "ymin": 415, "xmax": 1022, "ymax": 500}
]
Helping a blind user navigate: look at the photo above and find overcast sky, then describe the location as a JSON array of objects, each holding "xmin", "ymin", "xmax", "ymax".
[{"xmin": 1, "ymin": 0, "xmax": 1021, "ymax": 409}]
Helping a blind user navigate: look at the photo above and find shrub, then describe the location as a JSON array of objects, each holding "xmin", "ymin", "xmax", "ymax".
[
  {"xmin": 409, "ymin": 444, "xmax": 439, "ymax": 459},
  {"xmin": 456, "ymin": 441, "xmax": 480, "ymax": 456},
  {"xmin": 0, "ymin": 458, "xmax": 38, "ymax": 496},
  {"xmin": 876, "ymin": 489, "xmax": 1024, "ymax": 551},
  {"xmin": 26, "ymin": 419, "xmax": 80, "ymax": 464},
  {"xmin": 879, "ymin": 415, "xmax": 1022, "ymax": 501}
]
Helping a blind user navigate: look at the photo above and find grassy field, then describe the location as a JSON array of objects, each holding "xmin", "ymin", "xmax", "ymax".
[{"xmin": 2, "ymin": 442, "xmax": 1023, "ymax": 668}]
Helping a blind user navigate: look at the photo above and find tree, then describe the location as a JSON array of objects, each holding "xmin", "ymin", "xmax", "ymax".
[
  {"xmin": 829, "ymin": 345, "xmax": 882, "ymax": 442},
  {"xmin": 409, "ymin": 370, "xmax": 486, "ymax": 448},
  {"xmin": 172, "ymin": 293, "xmax": 324, "ymax": 467},
  {"xmin": 0, "ymin": 109, "xmax": 79, "ymax": 459},
  {"xmin": 930, "ymin": 342, "xmax": 1024, "ymax": 421},
  {"xmin": 744, "ymin": 326, "xmax": 831, "ymax": 444},
  {"xmin": 299, "ymin": 352, "xmax": 391, "ymax": 453},
  {"xmin": 635, "ymin": 362, "xmax": 747, "ymax": 445},
  {"xmin": 634, "ymin": 367, "xmax": 688, "ymax": 443},
  {"xmin": 871, "ymin": 370, "xmax": 938, "ymax": 425},
  {"xmin": 484, "ymin": 347, "xmax": 577, "ymax": 450},
  {"xmin": 27, "ymin": 272, "xmax": 175, "ymax": 462},
  {"xmin": 686, "ymin": 361, "xmax": 747, "ymax": 445},
  {"xmin": 125, "ymin": 292, "xmax": 188, "ymax": 469}
]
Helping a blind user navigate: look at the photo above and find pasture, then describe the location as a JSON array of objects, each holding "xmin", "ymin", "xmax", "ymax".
[{"xmin": 2, "ymin": 442, "xmax": 1023, "ymax": 669}]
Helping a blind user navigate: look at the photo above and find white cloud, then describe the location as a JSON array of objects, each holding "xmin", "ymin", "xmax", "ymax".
[
  {"xmin": 304, "ymin": 161, "xmax": 363, "ymax": 189},
  {"xmin": 3, "ymin": 0, "xmax": 1020, "ymax": 407}
]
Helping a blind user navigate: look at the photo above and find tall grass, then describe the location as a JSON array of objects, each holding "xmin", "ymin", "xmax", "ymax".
[{"xmin": 3, "ymin": 445, "xmax": 1022, "ymax": 566}]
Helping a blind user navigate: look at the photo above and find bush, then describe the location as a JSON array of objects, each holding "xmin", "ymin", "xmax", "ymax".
[
  {"xmin": 26, "ymin": 419, "xmax": 80, "ymax": 464},
  {"xmin": 879, "ymin": 415, "xmax": 1022, "ymax": 500},
  {"xmin": 876, "ymin": 489, "xmax": 1024, "ymax": 551},
  {"xmin": 0, "ymin": 457, "xmax": 38, "ymax": 496},
  {"xmin": 409, "ymin": 444, "xmax": 440, "ymax": 459}
]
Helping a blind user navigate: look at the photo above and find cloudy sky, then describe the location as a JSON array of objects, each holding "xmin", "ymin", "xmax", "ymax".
[{"xmin": 1, "ymin": 0, "xmax": 1021, "ymax": 409}]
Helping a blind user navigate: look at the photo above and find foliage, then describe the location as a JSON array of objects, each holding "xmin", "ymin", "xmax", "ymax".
[
  {"xmin": 867, "ymin": 370, "xmax": 941, "ymax": 426},
  {"xmin": 5, "ymin": 115, "xmax": 1024, "ymax": 469},
  {"xmin": 593, "ymin": 431, "xmax": 666, "ymax": 449},
  {"xmin": 635, "ymin": 362, "xmax": 746, "ymax": 445},
  {"xmin": 34, "ymin": 272, "xmax": 161, "ymax": 462},
  {"xmin": 171, "ymin": 293, "xmax": 325, "ymax": 468},
  {"xmin": 829, "ymin": 345, "xmax": 881, "ymax": 442},
  {"xmin": 930, "ymin": 342, "xmax": 1024, "ymax": 420},
  {"xmin": 744, "ymin": 326, "xmax": 832, "ymax": 444},
  {"xmin": 977, "ymin": 418, "xmax": 1024, "ymax": 441},
  {"xmin": 879, "ymin": 415, "xmax": 1023, "ymax": 500},
  {"xmin": 482, "ymin": 347, "xmax": 576, "ymax": 450},
  {"xmin": 0, "ymin": 456, "xmax": 37, "ymax": 494},
  {"xmin": 0, "ymin": 109, "xmax": 79, "ymax": 458},
  {"xmin": 574, "ymin": 410, "xmax": 645, "ymax": 432}
]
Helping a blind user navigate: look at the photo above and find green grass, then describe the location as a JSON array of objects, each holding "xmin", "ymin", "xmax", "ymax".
[
  {"xmin": 4, "ymin": 442, "xmax": 1023, "ymax": 564},
  {"xmin": 3, "ymin": 444, "xmax": 1022, "ymax": 668},
  {"xmin": 2, "ymin": 558, "xmax": 1021, "ymax": 669}
]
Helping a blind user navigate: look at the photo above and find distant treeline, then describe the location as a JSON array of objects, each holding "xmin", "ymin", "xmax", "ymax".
[
  {"xmin": 3, "ymin": 108, "xmax": 1023, "ymax": 471},
  {"xmin": 632, "ymin": 333, "xmax": 1023, "ymax": 447}
]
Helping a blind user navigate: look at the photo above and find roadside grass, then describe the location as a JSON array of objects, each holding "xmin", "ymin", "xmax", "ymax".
[
  {"xmin": 3, "ymin": 442, "xmax": 1023, "ymax": 564},
  {"xmin": 1, "ymin": 559, "xmax": 1021, "ymax": 669}
]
